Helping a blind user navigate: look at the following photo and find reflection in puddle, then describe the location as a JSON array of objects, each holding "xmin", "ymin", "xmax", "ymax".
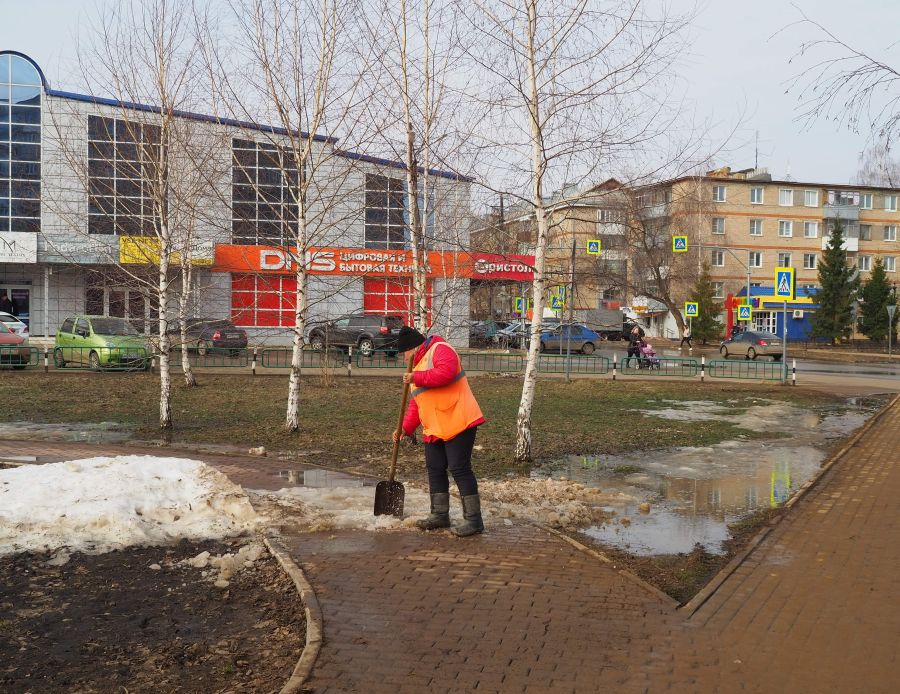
[
  {"xmin": 277, "ymin": 468, "xmax": 369, "ymax": 488},
  {"xmin": 535, "ymin": 399, "xmax": 879, "ymax": 556}
]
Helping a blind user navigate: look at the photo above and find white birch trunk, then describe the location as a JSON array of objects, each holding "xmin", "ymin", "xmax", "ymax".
[
  {"xmin": 179, "ymin": 258, "xmax": 197, "ymax": 387},
  {"xmin": 285, "ymin": 243, "xmax": 308, "ymax": 432},
  {"xmin": 158, "ymin": 233, "xmax": 172, "ymax": 430},
  {"xmin": 514, "ymin": 0, "xmax": 549, "ymax": 463}
]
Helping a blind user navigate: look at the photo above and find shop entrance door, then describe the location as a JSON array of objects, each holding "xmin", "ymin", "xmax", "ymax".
[{"xmin": 0, "ymin": 285, "xmax": 30, "ymax": 329}]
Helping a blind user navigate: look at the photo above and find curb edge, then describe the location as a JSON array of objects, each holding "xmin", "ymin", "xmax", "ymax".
[
  {"xmin": 264, "ymin": 535, "xmax": 323, "ymax": 694},
  {"xmin": 679, "ymin": 392, "xmax": 900, "ymax": 618}
]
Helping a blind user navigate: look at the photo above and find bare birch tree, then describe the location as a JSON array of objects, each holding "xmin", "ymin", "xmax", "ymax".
[
  {"xmin": 200, "ymin": 0, "xmax": 374, "ymax": 431},
  {"xmin": 45, "ymin": 0, "xmax": 220, "ymax": 427},
  {"xmin": 467, "ymin": 0, "xmax": 692, "ymax": 462}
]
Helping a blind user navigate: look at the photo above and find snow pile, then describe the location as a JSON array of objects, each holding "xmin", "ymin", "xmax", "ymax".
[
  {"xmin": 253, "ymin": 477, "xmax": 618, "ymax": 533},
  {"xmin": 479, "ymin": 478, "xmax": 617, "ymax": 530},
  {"xmin": 0, "ymin": 455, "xmax": 262, "ymax": 557},
  {"xmin": 253, "ymin": 485, "xmax": 432, "ymax": 532}
]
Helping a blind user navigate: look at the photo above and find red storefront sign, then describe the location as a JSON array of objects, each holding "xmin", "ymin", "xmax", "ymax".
[{"xmin": 213, "ymin": 245, "xmax": 534, "ymax": 281}]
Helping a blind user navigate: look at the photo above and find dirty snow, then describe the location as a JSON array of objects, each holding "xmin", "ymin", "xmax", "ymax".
[
  {"xmin": 0, "ymin": 455, "xmax": 262, "ymax": 557},
  {"xmin": 253, "ymin": 477, "xmax": 622, "ymax": 533}
]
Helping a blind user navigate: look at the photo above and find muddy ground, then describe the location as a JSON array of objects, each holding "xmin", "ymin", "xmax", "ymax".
[{"xmin": 0, "ymin": 539, "xmax": 304, "ymax": 694}]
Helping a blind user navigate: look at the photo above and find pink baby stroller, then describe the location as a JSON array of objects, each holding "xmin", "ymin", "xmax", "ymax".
[{"xmin": 639, "ymin": 340, "xmax": 660, "ymax": 369}]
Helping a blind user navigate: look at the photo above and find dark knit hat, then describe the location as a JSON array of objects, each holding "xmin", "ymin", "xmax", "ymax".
[{"xmin": 394, "ymin": 326, "xmax": 426, "ymax": 353}]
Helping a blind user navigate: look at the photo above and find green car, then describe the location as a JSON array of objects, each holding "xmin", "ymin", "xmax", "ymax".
[{"xmin": 54, "ymin": 315, "xmax": 151, "ymax": 370}]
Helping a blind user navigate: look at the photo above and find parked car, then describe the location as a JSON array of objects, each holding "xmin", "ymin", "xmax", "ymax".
[
  {"xmin": 307, "ymin": 313, "xmax": 404, "ymax": 355},
  {"xmin": 168, "ymin": 318, "xmax": 248, "ymax": 355},
  {"xmin": 469, "ymin": 320, "xmax": 511, "ymax": 347},
  {"xmin": 539, "ymin": 324, "xmax": 602, "ymax": 355},
  {"xmin": 0, "ymin": 322, "xmax": 30, "ymax": 369},
  {"xmin": 719, "ymin": 330, "xmax": 783, "ymax": 361},
  {"xmin": 0, "ymin": 311, "xmax": 28, "ymax": 336},
  {"xmin": 54, "ymin": 315, "xmax": 151, "ymax": 370}
]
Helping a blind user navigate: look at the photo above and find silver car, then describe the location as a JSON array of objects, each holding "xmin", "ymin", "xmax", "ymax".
[{"xmin": 719, "ymin": 330, "xmax": 783, "ymax": 361}]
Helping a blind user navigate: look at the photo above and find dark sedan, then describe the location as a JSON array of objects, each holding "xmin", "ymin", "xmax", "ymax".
[{"xmin": 169, "ymin": 318, "xmax": 248, "ymax": 355}]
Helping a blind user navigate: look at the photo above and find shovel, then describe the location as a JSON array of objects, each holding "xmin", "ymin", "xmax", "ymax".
[{"xmin": 374, "ymin": 354, "xmax": 414, "ymax": 517}]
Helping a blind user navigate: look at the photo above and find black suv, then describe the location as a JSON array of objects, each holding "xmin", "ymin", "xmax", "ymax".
[
  {"xmin": 307, "ymin": 314, "xmax": 404, "ymax": 355},
  {"xmin": 168, "ymin": 318, "xmax": 249, "ymax": 355}
]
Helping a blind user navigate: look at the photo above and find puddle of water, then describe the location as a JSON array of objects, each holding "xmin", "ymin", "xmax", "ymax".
[
  {"xmin": 535, "ymin": 399, "xmax": 877, "ymax": 556},
  {"xmin": 0, "ymin": 422, "xmax": 132, "ymax": 443}
]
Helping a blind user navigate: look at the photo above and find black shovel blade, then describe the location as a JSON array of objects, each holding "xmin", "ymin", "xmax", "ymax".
[{"xmin": 374, "ymin": 480, "xmax": 405, "ymax": 517}]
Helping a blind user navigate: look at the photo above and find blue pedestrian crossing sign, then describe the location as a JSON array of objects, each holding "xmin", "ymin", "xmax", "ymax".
[
  {"xmin": 586, "ymin": 239, "xmax": 602, "ymax": 255},
  {"xmin": 551, "ymin": 296, "xmax": 563, "ymax": 310},
  {"xmin": 672, "ymin": 235, "xmax": 688, "ymax": 253},
  {"xmin": 774, "ymin": 266, "xmax": 795, "ymax": 301},
  {"xmin": 514, "ymin": 296, "xmax": 524, "ymax": 313},
  {"xmin": 684, "ymin": 301, "xmax": 699, "ymax": 318},
  {"xmin": 737, "ymin": 304, "xmax": 753, "ymax": 321}
]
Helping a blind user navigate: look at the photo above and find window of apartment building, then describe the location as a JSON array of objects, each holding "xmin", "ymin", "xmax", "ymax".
[
  {"xmin": 364, "ymin": 174, "xmax": 410, "ymax": 250},
  {"xmin": 827, "ymin": 190, "xmax": 860, "ymax": 206},
  {"xmin": 88, "ymin": 115, "xmax": 162, "ymax": 236},
  {"xmin": 778, "ymin": 252, "xmax": 792, "ymax": 267},
  {"xmin": 804, "ymin": 221, "xmax": 818, "ymax": 238},
  {"xmin": 884, "ymin": 225, "xmax": 897, "ymax": 241},
  {"xmin": 0, "ymin": 53, "xmax": 41, "ymax": 233},
  {"xmin": 778, "ymin": 220, "xmax": 793, "ymax": 237},
  {"xmin": 860, "ymin": 193, "xmax": 873, "ymax": 209},
  {"xmin": 804, "ymin": 190, "xmax": 819, "ymax": 206},
  {"xmin": 711, "ymin": 249, "xmax": 725, "ymax": 266},
  {"xmin": 231, "ymin": 138, "xmax": 299, "ymax": 245},
  {"xmin": 803, "ymin": 253, "xmax": 817, "ymax": 269},
  {"xmin": 779, "ymin": 189, "xmax": 794, "ymax": 206},
  {"xmin": 712, "ymin": 282, "xmax": 724, "ymax": 299},
  {"xmin": 857, "ymin": 255, "xmax": 871, "ymax": 272},
  {"xmin": 750, "ymin": 187, "xmax": 764, "ymax": 204},
  {"xmin": 885, "ymin": 195, "xmax": 898, "ymax": 212},
  {"xmin": 858, "ymin": 224, "xmax": 871, "ymax": 240},
  {"xmin": 712, "ymin": 217, "xmax": 725, "ymax": 234},
  {"xmin": 712, "ymin": 185, "xmax": 726, "ymax": 202},
  {"xmin": 886, "ymin": 257, "xmax": 896, "ymax": 273},
  {"xmin": 749, "ymin": 219, "xmax": 763, "ymax": 236},
  {"xmin": 749, "ymin": 251, "xmax": 762, "ymax": 268},
  {"xmin": 597, "ymin": 208, "xmax": 623, "ymax": 223}
]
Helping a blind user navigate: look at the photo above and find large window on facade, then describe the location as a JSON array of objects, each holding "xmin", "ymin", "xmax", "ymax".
[
  {"xmin": 87, "ymin": 115, "xmax": 161, "ymax": 235},
  {"xmin": 231, "ymin": 138, "xmax": 299, "ymax": 246},
  {"xmin": 364, "ymin": 174, "xmax": 408, "ymax": 249},
  {"xmin": 0, "ymin": 53, "xmax": 42, "ymax": 233}
]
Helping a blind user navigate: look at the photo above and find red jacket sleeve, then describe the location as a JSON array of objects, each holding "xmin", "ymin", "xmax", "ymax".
[
  {"xmin": 402, "ymin": 397, "xmax": 421, "ymax": 436},
  {"xmin": 412, "ymin": 343, "xmax": 459, "ymax": 388}
]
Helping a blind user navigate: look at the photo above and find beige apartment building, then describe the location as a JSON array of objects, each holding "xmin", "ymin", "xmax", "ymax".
[{"xmin": 669, "ymin": 166, "xmax": 900, "ymax": 304}]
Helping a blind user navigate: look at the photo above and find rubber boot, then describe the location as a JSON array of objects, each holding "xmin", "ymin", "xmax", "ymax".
[
  {"xmin": 452, "ymin": 494, "xmax": 484, "ymax": 537},
  {"xmin": 416, "ymin": 493, "xmax": 451, "ymax": 531}
]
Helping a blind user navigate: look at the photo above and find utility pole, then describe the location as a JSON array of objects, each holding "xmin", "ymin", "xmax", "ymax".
[{"xmin": 565, "ymin": 237, "xmax": 577, "ymax": 382}]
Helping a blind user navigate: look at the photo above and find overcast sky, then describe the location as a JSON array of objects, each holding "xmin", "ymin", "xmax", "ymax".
[{"xmin": 2, "ymin": 0, "xmax": 898, "ymax": 184}]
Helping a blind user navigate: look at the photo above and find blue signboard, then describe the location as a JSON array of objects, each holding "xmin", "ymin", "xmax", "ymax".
[{"xmin": 774, "ymin": 267, "xmax": 795, "ymax": 301}]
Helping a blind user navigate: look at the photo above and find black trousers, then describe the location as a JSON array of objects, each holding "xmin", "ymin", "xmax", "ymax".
[
  {"xmin": 625, "ymin": 345, "xmax": 640, "ymax": 365},
  {"xmin": 680, "ymin": 337, "xmax": 692, "ymax": 347},
  {"xmin": 423, "ymin": 426, "xmax": 479, "ymax": 497}
]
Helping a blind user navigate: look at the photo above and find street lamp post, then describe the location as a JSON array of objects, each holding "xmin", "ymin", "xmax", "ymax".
[{"xmin": 888, "ymin": 304, "xmax": 897, "ymax": 357}]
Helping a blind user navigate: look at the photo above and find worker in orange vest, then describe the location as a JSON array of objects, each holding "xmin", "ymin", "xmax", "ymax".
[{"xmin": 392, "ymin": 326, "xmax": 486, "ymax": 536}]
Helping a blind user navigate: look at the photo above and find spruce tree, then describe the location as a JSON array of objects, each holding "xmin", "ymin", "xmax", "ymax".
[
  {"xmin": 811, "ymin": 217, "xmax": 857, "ymax": 343},
  {"xmin": 689, "ymin": 263, "xmax": 724, "ymax": 344},
  {"xmin": 858, "ymin": 257, "xmax": 898, "ymax": 341}
]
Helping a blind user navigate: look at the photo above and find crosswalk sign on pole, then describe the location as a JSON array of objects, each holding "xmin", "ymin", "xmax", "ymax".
[
  {"xmin": 672, "ymin": 236, "xmax": 688, "ymax": 253},
  {"xmin": 514, "ymin": 296, "xmax": 524, "ymax": 313},
  {"xmin": 551, "ymin": 296, "xmax": 563, "ymax": 310},
  {"xmin": 587, "ymin": 239, "xmax": 602, "ymax": 255},
  {"xmin": 684, "ymin": 301, "xmax": 699, "ymax": 318},
  {"xmin": 774, "ymin": 267, "xmax": 795, "ymax": 301},
  {"xmin": 737, "ymin": 305, "xmax": 753, "ymax": 321}
]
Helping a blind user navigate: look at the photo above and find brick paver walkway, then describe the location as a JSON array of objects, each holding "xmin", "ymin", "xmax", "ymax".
[{"xmin": 1, "ymin": 397, "xmax": 898, "ymax": 692}]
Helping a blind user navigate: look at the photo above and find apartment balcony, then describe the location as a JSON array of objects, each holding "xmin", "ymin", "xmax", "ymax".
[
  {"xmin": 639, "ymin": 203, "xmax": 669, "ymax": 220},
  {"xmin": 823, "ymin": 204, "xmax": 859, "ymax": 221},
  {"xmin": 821, "ymin": 236, "xmax": 858, "ymax": 252}
]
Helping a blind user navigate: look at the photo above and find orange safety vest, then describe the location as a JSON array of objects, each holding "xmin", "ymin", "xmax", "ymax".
[{"xmin": 411, "ymin": 341, "xmax": 483, "ymax": 441}]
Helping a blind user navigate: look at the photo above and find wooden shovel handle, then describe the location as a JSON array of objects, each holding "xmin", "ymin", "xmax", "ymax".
[{"xmin": 389, "ymin": 354, "xmax": 415, "ymax": 482}]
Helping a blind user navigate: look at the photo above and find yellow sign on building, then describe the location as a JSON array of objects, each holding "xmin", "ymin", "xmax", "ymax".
[{"xmin": 119, "ymin": 237, "xmax": 213, "ymax": 266}]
